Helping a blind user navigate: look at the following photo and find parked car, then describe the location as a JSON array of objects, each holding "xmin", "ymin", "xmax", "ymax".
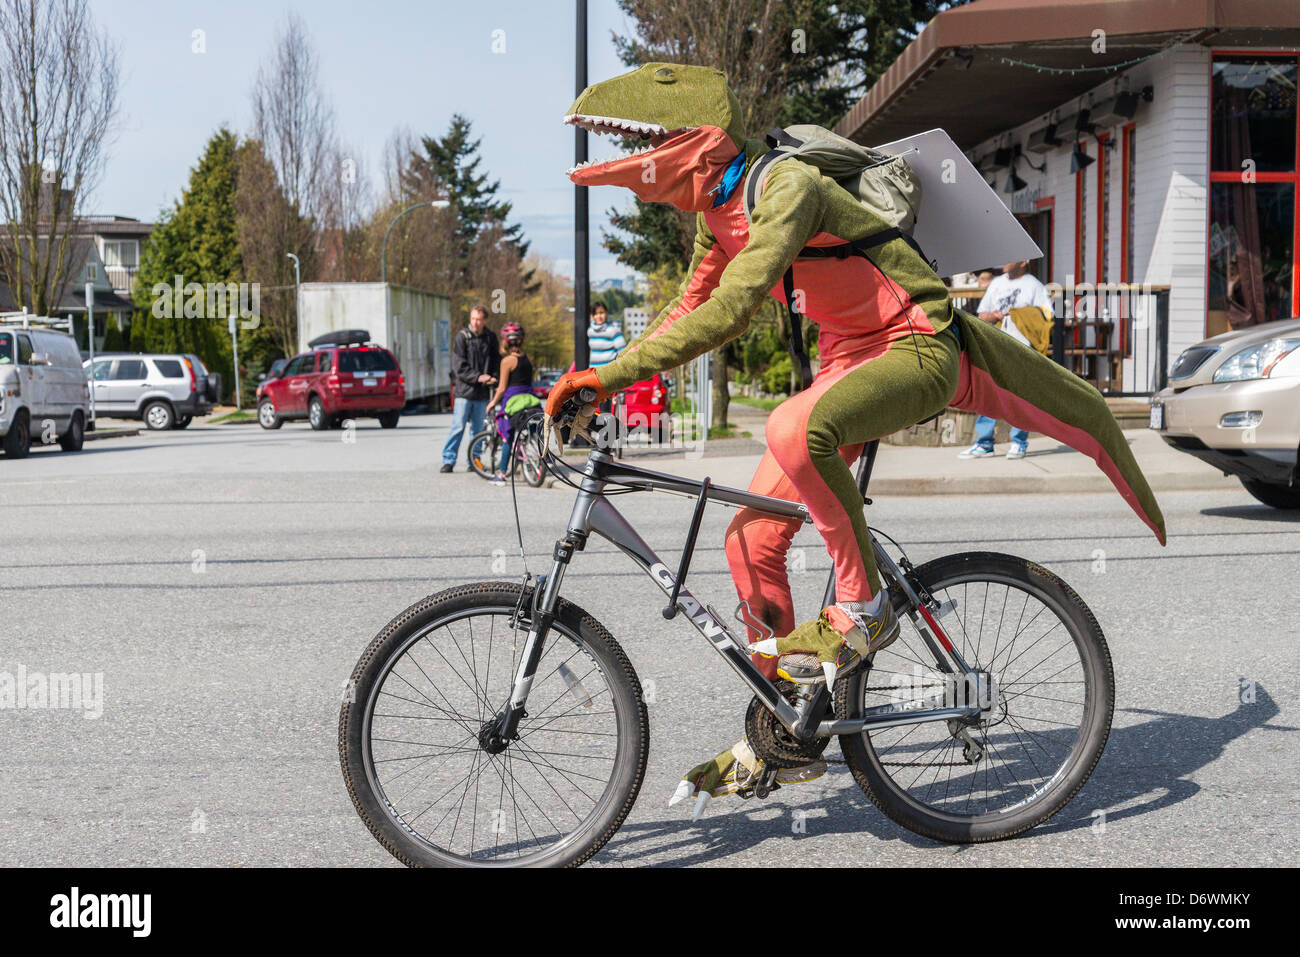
[
  {"xmin": 620, "ymin": 372, "xmax": 672, "ymax": 443},
  {"xmin": 531, "ymin": 371, "xmax": 560, "ymax": 400},
  {"xmin": 1150, "ymin": 317, "xmax": 1300, "ymax": 508},
  {"xmin": 1, "ymin": 325, "xmax": 90, "ymax": 458},
  {"xmin": 83, "ymin": 353, "xmax": 219, "ymax": 430},
  {"xmin": 256, "ymin": 331, "xmax": 405, "ymax": 431}
]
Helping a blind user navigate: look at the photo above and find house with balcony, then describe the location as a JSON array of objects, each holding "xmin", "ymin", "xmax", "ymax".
[
  {"xmin": 80, "ymin": 215, "xmax": 152, "ymax": 297},
  {"xmin": 836, "ymin": 0, "xmax": 1300, "ymax": 397},
  {"xmin": 0, "ymin": 214, "xmax": 151, "ymax": 348}
]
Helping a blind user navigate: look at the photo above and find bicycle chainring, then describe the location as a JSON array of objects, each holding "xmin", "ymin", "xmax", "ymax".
[{"xmin": 745, "ymin": 681, "xmax": 829, "ymax": 769}]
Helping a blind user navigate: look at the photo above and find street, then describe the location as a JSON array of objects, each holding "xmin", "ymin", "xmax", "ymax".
[{"xmin": 0, "ymin": 414, "xmax": 1294, "ymax": 867}]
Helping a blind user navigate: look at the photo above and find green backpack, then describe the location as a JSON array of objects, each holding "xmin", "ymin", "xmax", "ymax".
[{"xmin": 742, "ymin": 125, "xmax": 930, "ymax": 390}]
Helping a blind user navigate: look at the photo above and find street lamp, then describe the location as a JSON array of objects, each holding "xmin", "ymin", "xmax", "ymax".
[
  {"xmin": 381, "ymin": 200, "xmax": 450, "ymax": 284},
  {"xmin": 286, "ymin": 252, "xmax": 301, "ymax": 350}
]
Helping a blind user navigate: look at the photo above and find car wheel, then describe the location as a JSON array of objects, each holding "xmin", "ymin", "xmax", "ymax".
[
  {"xmin": 2, "ymin": 411, "xmax": 30, "ymax": 459},
  {"xmin": 258, "ymin": 400, "xmax": 282, "ymax": 430},
  {"xmin": 308, "ymin": 396, "xmax": 330, "ymax": 431},
  {"xmin": 143, "ymin": 401, "xmax": 174, "ymax": 431},
  {"xmin": 58, "ymin": 411, "xmax": 85, "ymax": 452},
  {"xmin": 175, "ymin": 415, "xmax": 193, "ymax": 429},
  {"xmin": 1240, "ymin": 477, "xmax": 1300, "ymax": 509},
  {"xmin": 378, "ymin": 411, "xmax": 400, "ymax": 429}
]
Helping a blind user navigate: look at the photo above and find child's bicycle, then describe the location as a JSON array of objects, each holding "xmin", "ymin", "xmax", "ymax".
[
  {"xmin": 340, "ymin": 389, "xmax": 1113, "ymax": 866},
  {"xmin": 466, "ymin": 407, "xmax": 547, "ymax": 487}
]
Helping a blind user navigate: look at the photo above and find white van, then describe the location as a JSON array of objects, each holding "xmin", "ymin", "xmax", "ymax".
[{"xmin": 0, "ymin": 324, "xmax": 91, "ymax": 458}]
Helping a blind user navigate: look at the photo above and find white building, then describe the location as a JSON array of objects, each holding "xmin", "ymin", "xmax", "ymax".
[
  {"xmin": 837, "ymin": 0, "xmax": 1300, "ymax": 395},
  {"xmin": 622, "ymin": 306, "xmax": 651, "ymax": 340}
]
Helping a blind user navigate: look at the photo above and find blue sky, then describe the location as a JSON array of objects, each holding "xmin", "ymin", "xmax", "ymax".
[{"xmin": 91, "ymin": 0, "xmax": 641, "ymax": 281}]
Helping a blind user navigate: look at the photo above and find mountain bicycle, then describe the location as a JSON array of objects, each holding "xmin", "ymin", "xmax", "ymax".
[
  {"xmin": 340, "ymin": 388, "xmax": 1114, "ymax": 866},
  {"xmin": 466, "ymin": 408, "xmax": 547, "ymax": 487}
]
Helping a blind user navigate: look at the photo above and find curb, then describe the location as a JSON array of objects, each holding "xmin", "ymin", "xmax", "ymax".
[
  {"xmin": 540, "ymin": 465, "xmax": 1237, "ymax": 495},
  {"xmin": 861, "ymin": 471, "xmax": 1238, "ymax": 496},
  {"xmin": 84, "ymin": 427, "xmax": 140, "ymax": 442}
]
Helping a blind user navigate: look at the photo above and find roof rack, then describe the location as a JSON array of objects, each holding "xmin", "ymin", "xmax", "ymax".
[
  {"xmin": 308, "ymin": 329, "xmax": 372, "ymax": 349},
  {"xmin": 0, "ymin": 311, "xmax": 73, "ymax": 332}
]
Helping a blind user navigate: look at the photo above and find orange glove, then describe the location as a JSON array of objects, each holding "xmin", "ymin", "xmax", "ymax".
[{"xmin": 543, "ymin": 368, "xmax": 609, "ymax": 419}]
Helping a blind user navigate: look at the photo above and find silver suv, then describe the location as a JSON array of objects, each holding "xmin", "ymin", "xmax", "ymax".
[
  {"xmin": 1, "ymin": 324, "xmax": 91, "ymax": 458},
  {"xmin": 84, "ymin": 353, "xmax": 220, "ymax": 430}
]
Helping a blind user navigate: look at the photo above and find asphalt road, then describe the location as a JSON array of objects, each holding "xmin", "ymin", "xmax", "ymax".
[{"xmin": 0, "ymin": 414, "xmax": 1294, "ymax": 867}]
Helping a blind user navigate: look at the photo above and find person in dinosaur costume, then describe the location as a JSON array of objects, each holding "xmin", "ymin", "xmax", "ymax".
[{"xmin": 545, "ymin": 63, "xmax": 1167, "ymax": 817}]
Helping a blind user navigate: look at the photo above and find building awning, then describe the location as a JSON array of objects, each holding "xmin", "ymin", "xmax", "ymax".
[{"xmin": 836, "ymin": 0, "xmax": 1300, "ymax": 150}]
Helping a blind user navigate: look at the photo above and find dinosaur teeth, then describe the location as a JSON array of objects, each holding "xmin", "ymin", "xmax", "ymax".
[{"xmin": 561, "ymin": 113, "xmax": 667, "ymax": 139}]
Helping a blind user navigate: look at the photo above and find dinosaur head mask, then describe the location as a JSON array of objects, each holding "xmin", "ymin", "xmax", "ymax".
[{"xmin": 564, "ymin": 63, "xmax": 745, "ymax": 212}]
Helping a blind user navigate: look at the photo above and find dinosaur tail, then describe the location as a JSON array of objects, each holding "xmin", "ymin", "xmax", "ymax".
[{"xmin": 949, "ymin": 310, "xmax": 1167, "ymax": 545}]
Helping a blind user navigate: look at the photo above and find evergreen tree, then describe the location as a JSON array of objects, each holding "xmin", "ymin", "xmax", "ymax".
[
  {"xmin": 402, "ymin": 115, "xmax": 530, "ymax": 278},
  {"xmin": 131, "ymin": 128, "xmax": 243, "ymax": 388}
]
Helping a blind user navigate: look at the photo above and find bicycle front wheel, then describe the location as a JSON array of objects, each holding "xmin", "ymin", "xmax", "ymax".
[
  {"xmin": 835, "ymin": 551, "xmax": 1113, "ymax": 843},
  {"xmin": 339, "ymin": 582, "xmax": 649, "ymax": 867},
  {"xmin": 466, "ymin": 428, "xmax": 499, "ymax": 479}
]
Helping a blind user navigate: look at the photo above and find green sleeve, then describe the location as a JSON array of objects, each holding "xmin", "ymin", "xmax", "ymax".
[
  {"xmin": 596, "ymin": 163, "xmax": 824, "ymax": 392},
  {"xmin": 625, "ymin": 215, "xmax": 717, "ymax": 351}
]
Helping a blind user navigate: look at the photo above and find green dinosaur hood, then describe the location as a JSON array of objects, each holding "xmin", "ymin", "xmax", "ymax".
[{"xmin": 564, "ymin": 62, "xmax": 747, "ymax": 211}]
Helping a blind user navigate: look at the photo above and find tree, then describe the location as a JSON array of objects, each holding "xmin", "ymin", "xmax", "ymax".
[
  {"xmin": 402, "ymin": 115, "xmax": 531, "ymax": 290},
  {"xmin": 233, "ymin": 137, "xmax": 311, "ymax": 360},
  {"xmin": 0, "ymin": 0, "xmax": 119, "ymax": 315},
  {"xmin": 241, "ymin": 13, "xmax": 336, "ymax": 359},
  {"xmin": 250, "ymin": 12, "xmax": 334, "ymax": 223},
  {"xmin": 130, "ymin": 128, "xmax": 241, "ymax": 384}
]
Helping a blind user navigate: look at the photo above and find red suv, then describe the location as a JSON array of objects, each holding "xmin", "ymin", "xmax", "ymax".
[
  {"xmin": 619, "ymin": 372, "xmax": 672, "ymax": 443},
  {"xmin": 257, "ymin": 332, "xmax": 405, "ymax": 431}
]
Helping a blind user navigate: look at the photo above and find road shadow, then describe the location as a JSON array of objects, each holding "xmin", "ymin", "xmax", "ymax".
[
  {"xmin": 594, "ymin": 684, "xmax": 1288, "ymax": 866},
  {"xmin": 1201, "ymin": 504, "xmax": 1300, "ymax": 523}
]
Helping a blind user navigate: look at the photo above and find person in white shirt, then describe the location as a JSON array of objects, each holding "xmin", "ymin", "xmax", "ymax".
[{"xmin": 959, "ymin": 260, "xmax": 1052, "ymax": 460}]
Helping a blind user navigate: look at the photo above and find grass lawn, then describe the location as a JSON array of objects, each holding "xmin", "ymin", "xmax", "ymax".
[
  {"xmin": 209, "ymin": 409, "xmax": 258, "ymax": 424},
  {"xmin": 730, "ymin": 394, "xmax": 785, "ymax": 412}
]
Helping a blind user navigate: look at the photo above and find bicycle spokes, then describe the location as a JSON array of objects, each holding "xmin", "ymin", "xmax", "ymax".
[
  {"xmin": 862, "ymin": 578, "xmax": 1090, "ymax": 817},
  {"xmin": 365, "ymin": 611, "xmax": 621, "ymax": 861}
]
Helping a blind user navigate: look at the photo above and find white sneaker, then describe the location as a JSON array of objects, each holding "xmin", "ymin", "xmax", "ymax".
[
  {"xmin": 958, "ymin": 445, "xmax": 994, "ymax": 459},
  {"xmin": 1006, "ymin": 446, "xmax": 1027, "ymax": 460}
]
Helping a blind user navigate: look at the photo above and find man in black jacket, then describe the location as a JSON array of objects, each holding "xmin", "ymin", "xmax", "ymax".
[{"xmin": 440, "ymin": 306, "xmax": 500, "ymax": 472}]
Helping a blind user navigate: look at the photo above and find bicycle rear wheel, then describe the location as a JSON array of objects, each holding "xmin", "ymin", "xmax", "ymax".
[
  {"xmin": 835, "ymin": 551, "xmax": 1113, "ymax": 843},
  {"xmin": 517, "ymin": 419, "xmax": 548, "ymax": 488},
  {"xmin": 466, "ymin": 428, "xmax": 500, "ymax": 479},
  {"xmin": 339, "ymin": 582, "xmax": 648, "ymax": 867}
]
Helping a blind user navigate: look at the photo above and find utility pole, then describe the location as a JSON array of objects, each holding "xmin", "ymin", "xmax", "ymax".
[
  {"xmin": 286, "ymin": 252, "xmax": 301, "ymax": 352},
  {"xmin": 573, "ymin": 0, "xmax": 590, "ymax": 369},
  {"xmin": 85, "ymin": 282, "xmax": 95, "ymax": 425}
]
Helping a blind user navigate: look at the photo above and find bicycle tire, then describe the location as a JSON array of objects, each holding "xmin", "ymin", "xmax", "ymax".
[
  {"xmin": 519, "ymin": 423, "xmax": 547, "ymax": 488},
  {"xmin": 835, "ymin": 551, "xmax": 1113, "ymax": 844},
  {"xmin": 339, "ymin": 581, "xmax": 649, "ymax": 867},
  {"xmin": 466, "ymin": 428, "xmax": 499, "ymax": 479}
]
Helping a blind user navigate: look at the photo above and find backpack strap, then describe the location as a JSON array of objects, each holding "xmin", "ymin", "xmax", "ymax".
[
  {"xmin": 797, "ymin": 228, "xmax": 936, "ymax": 272},
  {"xmin": 781, "ymin": 268, "xmax": 814, "ymax": 393}
]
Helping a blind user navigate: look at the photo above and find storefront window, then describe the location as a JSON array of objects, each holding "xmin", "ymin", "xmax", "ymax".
[
  {"xmin": 1212, "ymin": 56, "xmax": 1297, "ymax": 173},
  {"xmin": 1208, "ymin": 182, "xmax": 1294, "ymax": 328},
  {"xmin": 1210, "ymin": 54, "xmax": 1299, "ymax": 332}
]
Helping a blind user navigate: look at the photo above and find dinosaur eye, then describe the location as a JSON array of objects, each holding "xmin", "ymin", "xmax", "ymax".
[{"xmin": 653, "ymin": 67, "xmax": 675, "ymax": 84}]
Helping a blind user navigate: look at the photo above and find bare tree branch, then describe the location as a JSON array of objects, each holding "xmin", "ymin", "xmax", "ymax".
[{"xmin": 0, "ymin": 0, "xmax": 119, "ymax": 314}]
